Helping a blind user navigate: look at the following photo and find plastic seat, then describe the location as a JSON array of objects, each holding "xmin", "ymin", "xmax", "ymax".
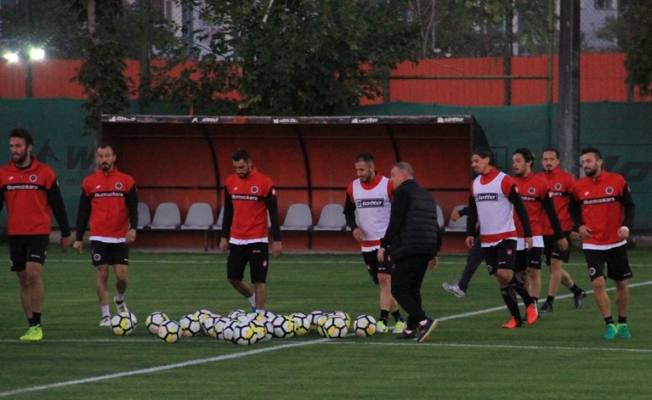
[
  {"xmin": 436, "ymin": 205, "xmax": 445, "ymax": 230},
  {"xmin": 212, "ymin": 207, "xmax": 225, "ymax": 231},
  {"xmin": 181, "ymin": 203, "xmax": 214, "ymax": 230},
  {"xmin": 445, "ymin": 204, "xmax": 468, "ymax": 232},
  {"xmin": 280, "ymin": 204, "xmax": 313, "ymax": 231},
  {"xmin": 137, "ymin": 202, "xmax": 151, "ymax": 229},
  {"xmin": 313, "ymin": 204, "xmax": 346, "ymax": 231},
  {"xmin": 149, "ymin": 202, "xmax": 181, "ymax": 229}
]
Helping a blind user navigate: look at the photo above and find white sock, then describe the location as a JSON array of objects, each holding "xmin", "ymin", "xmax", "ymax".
[
  {"xmin": 247, "ymin": 294, "xmax": 256, "ymax": 307},
  {"xmin": 256, "ymin": 309, "xmax": 264, "ymax": 315},
  {"xmin": 101, "ymin": 305, "xmax": 110, "ymax": 318},
  {"xmin": 114, "ymin": 292, "xmax": 124, "ymax": 303}
]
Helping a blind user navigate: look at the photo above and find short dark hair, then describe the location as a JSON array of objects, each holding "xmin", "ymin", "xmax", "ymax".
[
  {"xmin": 232, "ymin": 149, "xmax": 251, "ymax": 163},
  {"xmin": 9, "ymin": 128, "xmax": 33, "ymax": 147},
  {"xmin": 541, "ymin": 147, "xmax": 560, "ymax": 159},
  {"xmin": 355, "ymin": 153, "xmax": 374, "ymax": 165},
  {"xmin": 581, "ymin": 147, "xmax": 602, "ymax": 160},
  {"xmin": 97, "ymin": 143, "xmax": 115, "ymax": 154},
  {"xmin": 472, "ymin": 147, "xmax": 495, "ymax": 166},
  {"xmin": 513, "ymin": 147, "xmax": 535, "ymax": 166}
]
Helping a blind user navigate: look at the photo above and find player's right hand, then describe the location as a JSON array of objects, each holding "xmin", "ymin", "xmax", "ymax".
[
  {"xmin": 465, "ymin": 236, "xmax": 475, "ymax": 248},
  {"xmin": 73, "ymin": 240, "xmax": 83, "ymax": 253},
  {"xmin": 352, "ymin": 228, "xmax": 364, "ymax": 242},
  {"xmin": 219, "ymin": 238, "xmax": 229, "ymax": 254},
  {"xmin": 578, "ymin": 225, "xmax": 592, "ymax": 239},
  {"xmin": 451, "ymin": 210, "xmax": 461, "ymax": 222}
]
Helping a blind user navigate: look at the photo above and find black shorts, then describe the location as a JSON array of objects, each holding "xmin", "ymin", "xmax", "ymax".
[
  {"xmin": 90, "ymin": 241, "xmax": 129, "ymax": 266},
  {"xmin": 543, "ymin": 232, "xmax": 572, "ymax": 265},
  {"xmin": 483, "ymin": 239, "xmax": 517, "ymax": 276},
  {"xmin": 362, "ymin": 249, "xmax": 392, "ymax": 285},
  {"xmin": 227, "ymin": 242, "xmax": 269, "ymax": 283},
  {"xmin": 514, "ymin": 247, "xmax": 543, "ymax": 272},
  {"xmin": 8, "ymin": 234, "xmax": 49, "ymax": 272},
  {"xmin": 583, "ymin": 245, "xmax": 633, "ymax": 282}
]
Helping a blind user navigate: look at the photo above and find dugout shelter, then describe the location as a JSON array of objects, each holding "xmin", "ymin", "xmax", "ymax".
[{"xmin": 100, "ymin": 114, "xmax": 489, "ymax": 252}]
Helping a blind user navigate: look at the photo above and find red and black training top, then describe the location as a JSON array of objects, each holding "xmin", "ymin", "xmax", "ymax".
[
  {"xmin": 75, "ymin": 167, "xmax": 138, "ymax": 242},
  {"xmin": 222, "ymin": 168, "xmax": 281, "ymax": 242},
  {"xmin": 0, "ymin": 156, "xmax": 71, "ymax": 236}
]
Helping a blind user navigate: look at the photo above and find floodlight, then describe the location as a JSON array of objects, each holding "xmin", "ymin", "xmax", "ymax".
[
  {"xmin": 29, "ymin": 48, "xmax": 45, "ymax": 61},
  {"xmin": 3, "ymin": 52, "xmax": 19, "ymax": 63}
]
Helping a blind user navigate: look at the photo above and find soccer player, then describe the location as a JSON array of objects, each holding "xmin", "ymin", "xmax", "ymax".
[
  {"xmin": 378, "ymin": 162, "xmax": 440, "ymax": 342},
  {"xmin": 0, "ymin": 128, "xmax": 71, "ymax": 341},
  {"xmin": 343, "ymin": 153, "xmax": 405, "ymax": 334},
  {"xmin": 511, "ymin": 148, "xmax": 567, "ymax": 309},
  {"xmin": 571, "ymin": 147, "xmax": 635, "ymax": 340},
  {"xmin": 466, "ymin": 147, "xmax": 538, "ymax": 328},
  {"xmin": 219, "ymin": 149, "xmax": 282, "ymax": 314},
  {"xmin": 537, "ymin": 148, "xmax": 586, "ymax": 313},
  {"xmin": 74, "ymin": 144, "xmax": 138, "ymax": 326}
]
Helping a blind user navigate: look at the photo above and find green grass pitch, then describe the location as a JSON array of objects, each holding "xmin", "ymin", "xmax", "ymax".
[{"xmin": 1, "ymin": 247, "xmax": 651, "ymax": 399}]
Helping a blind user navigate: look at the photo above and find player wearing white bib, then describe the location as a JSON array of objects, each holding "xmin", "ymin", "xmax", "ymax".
[
  {"xmin": 344, "ymin": 153, "xmax": 405, "ymax": 334},
  {"xmin": 466, "ymin": 148, "xmax": 539, "ymax": 328}
]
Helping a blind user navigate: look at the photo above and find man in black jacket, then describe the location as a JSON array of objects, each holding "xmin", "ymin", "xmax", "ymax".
[{"xmin": 378, "ymin": 162, "xmax": 441, "ymax": 342}]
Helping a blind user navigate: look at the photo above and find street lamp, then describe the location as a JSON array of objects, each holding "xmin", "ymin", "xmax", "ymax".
[
  {"xmin": 29, "ymin": 48, "xmax": 45, "ymax": 61},
  {"xmin": 3, "ymin": 52, "xmax": 20, "ymax": 63},
  {"xmin": 1, "ymin": 47, "xmax": 46, "ymax": 97}
]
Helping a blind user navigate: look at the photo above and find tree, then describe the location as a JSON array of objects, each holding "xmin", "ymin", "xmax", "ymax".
[
  {"xmin": 624, "ymin": 1, "xmax": 652, "ymax": 98},
  {"xmin": 151, "ymin": 0, "xmax": 421, "ymax": 116}
]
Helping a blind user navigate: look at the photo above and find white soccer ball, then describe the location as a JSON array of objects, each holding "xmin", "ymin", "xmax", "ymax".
[
  {"xmin": 353, "ymin": 315, "xmax": 377, "ymax": 337},
  {"xmin": 291, "ymin": 313, "xmax": 310, "ymax": 336},
  {"xmin": 202, "ymin": 316, "xmax": 219, "ymax": 338},
  {"xmin": 111, "ymin": 312, "xmax": 137, "ymax": 336},
  {"xmin": 232, "ymin": 322, "xmax": 258, "ymax": 346},
  {"xmin": 213, "ymin": 317, "xmax": 232, "ymax": 342},
  {"xmin": 332, "ymin": 310, "xmax": 351, "ymax": 329},
  {"xmin": 179, "ymin": 314, "xmax": 202, "ymax": 337},
  {"xmin": 323, "ymin": 316, "xmax": 348, "ymax": 339},
  {"xmin": 146, "ymin": 312, "xmax": 169, "ymax": 335},
  {"xmin": 228, "ymin": 309, "xmax": 247, "ymax": 319},
  {"xmin": 158, "ymin": 320, "xmax": 181, "ymax": 343},
  {"xmin": 308, "ymin": 311, "xmax": 325, "ymax": 331},
  {"xmin": 271, "ymin": 315, "xmax": 295, "ymax": 338}
]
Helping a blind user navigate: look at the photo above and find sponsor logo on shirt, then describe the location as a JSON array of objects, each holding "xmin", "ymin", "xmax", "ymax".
[
  {"xmin": 475, "ymin": 193, "xmax": 498, "ymax": 201},
  {"xmin": 93, "ymin": 191, "xmax": 125, "ymax": 198},
  {"xmin": 232, "ymin": 194, "xmax": 261, "ymax": 201},
  {"xmin": 6, "ymin": 184, "xmax": 40, "ymax": 190},
  {"xmin": 521, "ymin": 195, "xmax": 537, "ymax": 202},
  {"xmin": 582, "ymin": 196, "xmax": 616, "ymax": 205},
  {"xmin": 355, "ymin": 198, "xmax": 384, "ymax": 208}
]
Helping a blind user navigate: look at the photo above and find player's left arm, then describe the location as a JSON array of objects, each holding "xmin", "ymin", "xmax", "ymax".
[
  {"xmin": 264, "ymin": 185, "xmax": 281, "ymax": 243},
  {"xmin": 620, "ymin": 181, "xmax": 635, "ymax": 238},
  {"xmin": 125, "ymin": 183, "xmax": 139, "ymax": 243},
  {"xmin": 542, "ymin": 192, "xmax": 564, "ymax": 240},
  {"xmin": 47, "ymin": 178, "xmax": 71, "ymax": 239}
]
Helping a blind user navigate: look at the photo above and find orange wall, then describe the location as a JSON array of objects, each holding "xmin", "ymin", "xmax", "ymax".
[{"xmin": 1, "ymin": 54, "xmax": 643, "ymax": 105}]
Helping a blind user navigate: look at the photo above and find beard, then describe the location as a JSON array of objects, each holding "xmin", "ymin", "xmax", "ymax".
[
  {"xmin": 13, "ymin": 152, "xmax": 28, "ymax": 165},
  {"xmin": 585, "ymin": 166, "xmax": 598, "ymax": 177}
]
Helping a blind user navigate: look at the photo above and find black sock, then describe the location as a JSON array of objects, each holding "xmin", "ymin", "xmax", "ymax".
[
  {"xmin": 618, "ymin": 316, "xmax": 627, "ymax": 324},
  {"xmin": 32, "ymin": 312, "xmax": 41, "ymax": 326},
  {"xmin": 501, "ymin": 287, "xmax": 522, "ymax": 321},
  {"xmin": 605, "ymin": 316, "xmax": 615, "ymax": 325},
  {"xmin": 458, "ymin": 282, "xmax": 468, "ymax": 292},
  {"xmin": 509, "ymin": 275, "xmax": 534, "ymax": 306},
  {"xmin": 391, "ymin": 310, "xmax": 403, "ymax": 322},
  {"xmin": 570, "ymin": 284, "xmax": 583, "ymax": 295},
  {"xmin": 532, "ymin": 297, "xmax": 538, "ymax": 307},
  {"xmin": 380, "ymin": 310, "xmax": 389, "ymax": 324},
  {"xmin": 546, "ymin": 295, "xmax": 555, "ymax": 303},
  {"xmin": 28, "ymin": 317, "xmax": 35, "ymax": 327}
]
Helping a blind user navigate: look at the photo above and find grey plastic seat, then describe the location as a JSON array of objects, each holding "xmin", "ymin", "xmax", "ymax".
[
  {"xmin": 436, "ymin": 205, "xmax": 445, "ymax": 230},
  {"xmin": 212, "ymin": 207, "xmax": 225, "ymax": 231},
  {"xmin": 280, "ymin": 204, "xmax": 313, "ymax": 231},
  {"xmin": 445, "ymin": 204, "xmax": 468, "ymax": 232},
  {"xmin": 181, "ymin": 202, "xmax": 214, "ymax": 230},
  {"xmin": 149, "ymin": 202, "xmax": 181, "ymax": 229},
  {"xmin": 137, "ymin": 202, "xmax": 151, "ymax": 229},
  {"xmin": 313, "ymin": 204, "xmax": 346, "ymax": 231}
]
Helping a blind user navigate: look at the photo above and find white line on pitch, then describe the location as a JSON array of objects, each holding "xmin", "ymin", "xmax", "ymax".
[
  {"xmin": 0, "ymin": 339, "xmax": 328, "ymax": 398},
  {"xmin": 330, "ymin": 341, "xmax": 652, "ymax": 354}
]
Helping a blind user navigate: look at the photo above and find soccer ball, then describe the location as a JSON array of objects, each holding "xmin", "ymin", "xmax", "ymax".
[
  {"xmin": 263, "ymin": 310, "xmax": 277, "ymax": 321},
  {"xmin": 221, "ymin": 319, "xmax": 238, "ymax": 343},
  {"xmin": 146, "ymin": 312, "xmax": 169, "ymax": 335},
  {"xmin": 213, "ymin": 317, "xmax": 232, "ymax": 342},
  {"xmin": 194, "ymin": 309, "xmax": 216, "ymax": 324},
  {"xmin": 323, "ymin": 316, "xmax": 348, "ymax": 339},
  {"xmin": 291, "ymin": 313, "xmax": 310, "ymax": 336},
  {"xmin": 316, "ymin": 314, "xmax": 330, "ymax": 337},
  {"xmin": 202, "ymin": 316, "xmax": 219, "ymax": 338},
  {"xmin": 179, "ymin": 314, "xmax": 202, "ymax": 337},
  {"xmin": 353, "ymin": 315, "xmax": 377, "ymax": 337},
  {"xmin": 308, "ymin": 311, "xmax": 325, "ymax": 331},
  {"xmin": 111, "ymin": 312, "xmax": 137, "ymax": 336},
  {"xmin": 158, "ymin": 320, "xmax": 182, "ymax": 343},
  {"xmin": 228, "ymin": 309, "xmax": 247, "ymax": 319},
  {"xmin": 252, "ymin": 318, "xmax": 273, "ymax": 343},
  {"xmin": 332, "ymin": 310, "xmax": 351, "ymax": 329},
  {"xmin": 271, "ymin": 315, "xmax": 295, "ymax": 338},
  {"xmin": 232, "ymin": 322, "xmax": 258, "ymax": 346}
]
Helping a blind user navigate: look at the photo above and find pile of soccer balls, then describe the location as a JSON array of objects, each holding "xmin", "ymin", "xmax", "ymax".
[{"xmin": 128, "ymin": 309, "xmax": 381, "ymax": 345}]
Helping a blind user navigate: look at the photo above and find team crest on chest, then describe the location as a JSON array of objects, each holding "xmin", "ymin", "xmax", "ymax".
[
  {"xmin": 528, "ymin": 187, "xmax": 536, "ymax": 195},
  {"xmin": 554, "ymin": 183, "xmax": 562, "ymax": 191},
  {"xmin": 251, "ymin": 186, "xmax": 259, "ymax": 194},
  {"xmin": 29, "ymin": 174, "xmax": 38, "ymax": 182},
  {"xmin": 605, "ymin": 186, "xmax": 614, "ymax": 195},
  {"xmin": 115, "ymin": 182, "xmax": 123, "ymax": 190}
]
